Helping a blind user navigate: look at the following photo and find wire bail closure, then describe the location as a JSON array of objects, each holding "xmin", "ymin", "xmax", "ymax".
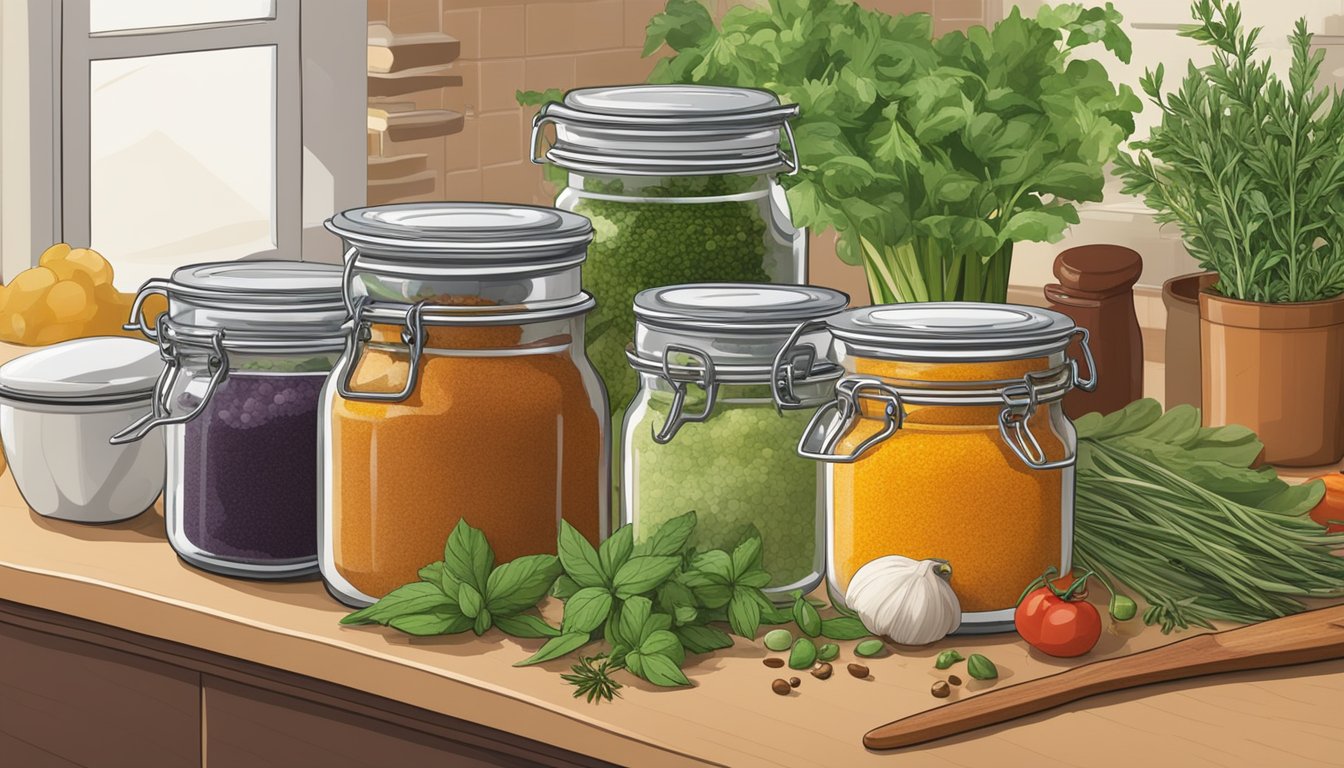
[
  {"xmin": 796, "ymin": 378, "xmax": 905, "ymax": 463},
  {"xmin": 996, "ymin": 329, "xmax": 1095, "ymax": 470},
  {"xmin": 334, "ymin": 297, "xmax": 429, "ymax": 404},
  {"xmin": 650, "ymin": 343, "xmax": 718, "ymax": 444},
  {"xmin": 109, "ymin": 318, "xmax": 229, "ymax": 445},
  {"xmin": 771, "ymin": 318, "xmax": 829, "ymax": 412}
]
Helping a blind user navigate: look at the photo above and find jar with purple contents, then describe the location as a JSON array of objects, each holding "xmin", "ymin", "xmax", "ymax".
[{"xmin": 112, "ymin": 262, "xmax": 346, "ymax": 579}]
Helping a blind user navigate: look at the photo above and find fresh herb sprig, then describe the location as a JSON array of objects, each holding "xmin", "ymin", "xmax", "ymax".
[
  {"xmin": 1116, "ymin": 1, "xmax": 1344, "ymax": 303},
  {"xmin": 1074, "ymin": 399, "xmax": 1344, "ymax": 633},
  {"xmin": 343, "ymin": 511, "xmax": 869, "ymax": 697},
  {"xmin": 341, "ymin": 520, "xmax": 562, "ymax": 638}
]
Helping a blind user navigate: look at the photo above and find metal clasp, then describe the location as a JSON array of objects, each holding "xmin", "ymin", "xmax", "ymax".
[
  {"xmin": 122, "ymin": 278, "xmax": 170, "ymax": 341},
  {"xmin": 529, "ymin": 105, "xmax": 562, "ymax": 166},
  {"xmin": 333, "ymin": 298, "xmax": 428, "ymax": 403},
  {"xmin": 651, "ymin": 344, "xmax": 718, "ymax": 444},
  {"xmin": 771, "ymin": 318, "xmax": 828, "ymax": 412},
  {"xmin": 997, "ymin": 368, "xmax": 1076, "ymax": 470},
  {"xmin": 109, "ymin": 323, "xmax": 229, "ymax": 445},
  {"xmin": 797, "ymin": 378, "xmax": 905, "ymax": 463},
  {"xmin": 1070, "ymin": 328, "xmax": 1098, "ymax": 392}
]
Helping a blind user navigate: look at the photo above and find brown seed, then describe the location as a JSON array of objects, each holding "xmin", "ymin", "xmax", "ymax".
[
  {"xmin": 771, "ymin": 679, "xmax": 791, "ymax": 696},
  {"xmin": 763, "ymin": 657, "xmax": 785, "ymax": 668},
  {"xmin": 847, "ymin": 663, "xmax": 870, "ymax": 679},
  {"xmin": 931, "ymin": 681, "xmax": 951, "ymax": 698},
  {"xmin": 811, "ymin": 662, "xmax": 833, "ymax": 680},
  {"xmin": 948, "ymin": 674, "xmax": 963, "ymax": 686},
  {"xmin": 789, "ymin": 677, "xmax": 801, "ymax": 688}
]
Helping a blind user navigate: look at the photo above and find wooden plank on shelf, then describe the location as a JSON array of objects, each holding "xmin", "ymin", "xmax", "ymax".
[
  {"xmin": 368, "ymin": 153, "xmax": 430, "ymax": 181},
  {"xmin": 368, "ymin": 108, "xmax": 465, "ymax": 141},
  {"xmin": 368, "ymin": 23, "xmax": 461, "ymax": 74},
  {"xmin": 367, "ymin": 66, "xmax": 463, "ymax": 98},
  {"xmin": 367, "ymin": 170, "xmax": 438, "ymax": 205}
]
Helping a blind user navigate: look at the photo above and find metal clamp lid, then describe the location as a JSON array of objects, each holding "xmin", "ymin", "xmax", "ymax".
[
  {"xmin": 332, "ymin": 297, "xmax": 428, "ymax": 404},
  {"xmin": 109, "ymin": 317, "xmax": 229, "ymax": 445},
  {"xmin": 796, "ymin": 379, "xmax": 905, "ymax": 463},
  {"xmin": 644, "ymin": 344, "xmax": 719, "ymax": 444}
]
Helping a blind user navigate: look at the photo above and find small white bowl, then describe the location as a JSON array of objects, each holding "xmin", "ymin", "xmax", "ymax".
[{"xmin": 0, "ymin": 337, "xmax": 165, "ymax": 523}]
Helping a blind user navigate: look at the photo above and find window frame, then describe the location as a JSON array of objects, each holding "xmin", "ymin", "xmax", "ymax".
[{"xmin": 14, "ymin": 0, "xmax": 365, "ymax": 282}]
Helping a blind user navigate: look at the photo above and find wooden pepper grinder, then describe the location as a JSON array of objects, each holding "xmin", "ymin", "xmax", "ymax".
[{"xmin": 1044, "ymin": 244, "xmax": 1143, "ymax": 418}]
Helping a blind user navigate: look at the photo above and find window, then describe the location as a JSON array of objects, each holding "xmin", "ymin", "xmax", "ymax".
[{"xmin": 13, "ymin": 0, "xmax": 366, "ymax": 290}]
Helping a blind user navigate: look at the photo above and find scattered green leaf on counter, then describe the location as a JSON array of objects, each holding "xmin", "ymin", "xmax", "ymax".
[
  {"xmin": 518, "ymin": 632, "xmax": 593, "ymax": 666},
  {"xmin": 561, "ymin": 654, "xmax": 623, "ymax": 704},
  {"xmin": 789, "ymin": 637, "xmax": 818, "ymax": 670},
  {"xmin": 819, "ymin": 616, "xmax": 871, "ymax": 641},
  {"xmin": 935, "ymin": 649, "xmax": 964, "ymax": 669},
  {"xmin": 764, "ymin": 628, "xmax": 794, "ymax": 652},
  {"xmin": 817, "ymin": 643, "xmax": 840, "ymax": 662},
  {"xmin": 855, "ymin": 639, "xmax": 886, "ymax": 658},
  {"xmin": 792, "ymin": 591, "xmax": 823, "ymax": 638},
  {"xmin": 967, "ymin": 654, "xmax": 999, "ymax": 680},
  {"xmin": 1074, "ymin": 400, "xmax": 1344, "ymax": 634}
]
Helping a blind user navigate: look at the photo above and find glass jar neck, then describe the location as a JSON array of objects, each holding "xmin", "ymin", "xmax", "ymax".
[{"xmin": 568, "ymin": 171, "xmax": 771, "ymax": 199}]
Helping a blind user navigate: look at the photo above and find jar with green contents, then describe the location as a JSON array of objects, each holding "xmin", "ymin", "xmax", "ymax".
[
  {"xmin": 531, "ymin": 85, "xmax": 806, "ymax": 418},
  {"xmin": 623, "ymin": 284, "xmax": 847, "ymax": 600}
]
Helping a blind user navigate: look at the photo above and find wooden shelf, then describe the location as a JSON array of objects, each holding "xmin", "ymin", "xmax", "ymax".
[
  {"xmin": 368, "ymin": 107, "xmax": 465, "ymax": 142},
  {"xmin": 368, "ymin": 23, "xmax": 460, "ymax": 74},
  {"xmin": 368, "ymin": 153, "xmax": 430, "ymax": 182},
  {"xmin": 367, "ymin": 170, "xmax": 438, "ymax": 205},
  {"xmin": 367, "ymin": 66, "xmax": 463, "ymax": 98}
]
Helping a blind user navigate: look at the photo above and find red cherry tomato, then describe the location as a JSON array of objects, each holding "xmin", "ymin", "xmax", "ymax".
[{"xmin": 1015, "ymin": 570, "xmax": 1103, "ymax": 658}]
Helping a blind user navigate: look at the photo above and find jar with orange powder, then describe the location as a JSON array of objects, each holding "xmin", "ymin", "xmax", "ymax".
[
  {"xmin": 321, "ymin": 203, "xmax": 608, "ymax": 607},
  {"xmin": 773, "ymin": 304, "xmax": 1096, "ymax": 632}
]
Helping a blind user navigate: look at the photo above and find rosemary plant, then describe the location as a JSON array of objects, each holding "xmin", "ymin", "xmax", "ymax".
[{"xmin": 1117, "ymin": 0, "xmax": 1344, "ymax": 303}]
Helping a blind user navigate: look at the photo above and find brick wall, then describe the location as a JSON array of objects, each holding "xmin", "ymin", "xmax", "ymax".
[{"xmin": 368, "ymin": 0, "xmax": 991, "ymax": 299}]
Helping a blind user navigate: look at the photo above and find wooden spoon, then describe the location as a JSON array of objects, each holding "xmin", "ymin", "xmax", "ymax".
[{"xmin": 865, "ymin": 603, "xmax": 1344, "ymax": 751}]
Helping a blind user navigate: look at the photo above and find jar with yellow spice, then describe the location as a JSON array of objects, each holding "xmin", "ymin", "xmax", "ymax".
[
  {"xmin": 773, "ymin": 304, "xmax": 1095, "ymax": 632},
  {"xmin": 321, "ymin": 204, "xmax": 608, "ymax": 607}
]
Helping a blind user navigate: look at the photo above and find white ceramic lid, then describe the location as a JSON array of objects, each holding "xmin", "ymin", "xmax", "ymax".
[
  {"xmin": 0, "ymin": 337, "xmax": 162, "ymax": 405},
  {"xmin": 826, "ymin": 303, "xmax": 1078, "ymax": 361}
]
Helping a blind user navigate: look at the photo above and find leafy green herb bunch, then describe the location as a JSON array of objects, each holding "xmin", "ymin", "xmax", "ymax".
[
  {"xmin": 637, "ymin": 0, "xmax": 1139, "ymax": 303},
  {"xmin": 342, "ymin": 512, "xmax": 871, "ymax": 700},
  {"xmin": 1116, "ymin": 1, "xmax": 1344, "ymax": 303}
]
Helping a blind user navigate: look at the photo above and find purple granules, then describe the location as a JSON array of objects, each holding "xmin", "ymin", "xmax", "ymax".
[{"xmin": 180, "ymin": 373, "xmax": 326, "ymax": 562}]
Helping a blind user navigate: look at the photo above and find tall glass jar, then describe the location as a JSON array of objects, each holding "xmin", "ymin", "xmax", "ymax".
[
  {"xmin": 774, "ymin": 304, "xmax": 1097, "ymax": 632},
  {"xmin": 321, "ymin": 203, "xmax": 608, "ymax": 607},
  {"xmin": 531, "ymin": 85, "xmax": 807, "ymax": 419},
  {"xmin": 623, "ymin": 284, "xmax": 847, "ymax": 600},
  {"xmin": 112, "ymin": 262, "xmax": 348, "ymax": 579}
]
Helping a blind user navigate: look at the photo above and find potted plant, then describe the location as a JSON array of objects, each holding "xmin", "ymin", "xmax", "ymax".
[
  {"xmin": 631, "ymin": 0, "xmax": 1140, "ymax": 303},
  {"xmin": 1118, "ymin": 0, "xmax": 1344, "ymax": 466}
]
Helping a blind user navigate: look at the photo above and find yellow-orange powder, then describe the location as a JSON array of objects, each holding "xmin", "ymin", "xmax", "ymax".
[
  {"xmin": 331, "ymin": 307, "xmax": 603, "ymax": 599},
  {"xmin": 830, "ymin": 357, "xmax": 1065, "ymax": 612}
]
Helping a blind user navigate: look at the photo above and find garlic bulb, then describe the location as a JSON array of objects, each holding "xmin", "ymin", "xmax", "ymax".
[{"xmin": 845, "ymin": 556, "xmax": 961, "ymax": 645}]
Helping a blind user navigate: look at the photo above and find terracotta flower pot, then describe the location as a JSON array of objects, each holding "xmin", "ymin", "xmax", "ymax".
[
  {"xmin": 1199, "ymin": 289, "xmax": 1344, "ymax": 466},
  {"xmin": 1161, "ymin": 272, "xmax": 1217, "ymax": 409}
]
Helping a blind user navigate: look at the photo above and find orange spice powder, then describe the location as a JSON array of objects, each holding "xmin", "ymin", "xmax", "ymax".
[
  {"xmin": 331, "ymin": 306, "xmax": 604, "ymax": 599},
  {"xmin": 830, "ymin": 356, "xmax": 1065, "ymax": 613}
]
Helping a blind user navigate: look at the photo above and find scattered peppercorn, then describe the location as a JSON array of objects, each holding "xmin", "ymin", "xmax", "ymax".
[
  {"xmin": 931, "ymin": 681, "xmax": 951, "ymax": 698},
  {"xmin": 788, "ymin": 677, "xmax": 801, "ymax": 688},
  {"xmin": 771, "ymin": 678, "xmax": 792, "ymax": 696},
  {"xmin": 948, "ymin": 674, "xmax": 963, "ymax": 686},
  {"xmin": 811, "ymin": 662, "xmax": 833, "ymax": 680},
  {"xmin": 763, "ymin": 657, "xmax": 785, "ymax": 668},
  {"xmin": 847, "ymin": 663, "xmax": 870, "ymax": 679}
]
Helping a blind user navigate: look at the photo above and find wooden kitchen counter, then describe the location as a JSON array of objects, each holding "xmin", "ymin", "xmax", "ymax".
[
  {"xmin": 3, "ymin": 482, "xmax": 1344, "ymax": 767},
  {"xmin": 1, "ymin": 342, "xmax": 1343, "ymax": 767}
]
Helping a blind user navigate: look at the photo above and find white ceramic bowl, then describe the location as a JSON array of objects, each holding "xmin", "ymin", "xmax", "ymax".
[
  {"xmin": 0, "ymin": 337, "xmax": 166, "ymax": 523},
  {"xmin": 0, "ymin": 397, "xmax": 165, "ymax": 522}
]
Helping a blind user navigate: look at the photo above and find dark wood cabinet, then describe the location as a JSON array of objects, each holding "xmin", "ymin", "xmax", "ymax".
[{"xmin": 0, "ymin": 602, "xmax": 609, "ymax": 768}]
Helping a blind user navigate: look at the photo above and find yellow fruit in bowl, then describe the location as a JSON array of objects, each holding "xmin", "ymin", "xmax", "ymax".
[
  {"xmin": 45, "ymin": 280, "xmax": 97, "ymax": 325},
  {"xmin": 64, "ymin": 248, "xmax": 114, "ymax": 286},
  {"xmin": 6, "ymin": 267, "xmax": 58, "ymax": 313},
  {"xmin": 37, "ymin": 242, "xmax": 72, "ymax": 267}
]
